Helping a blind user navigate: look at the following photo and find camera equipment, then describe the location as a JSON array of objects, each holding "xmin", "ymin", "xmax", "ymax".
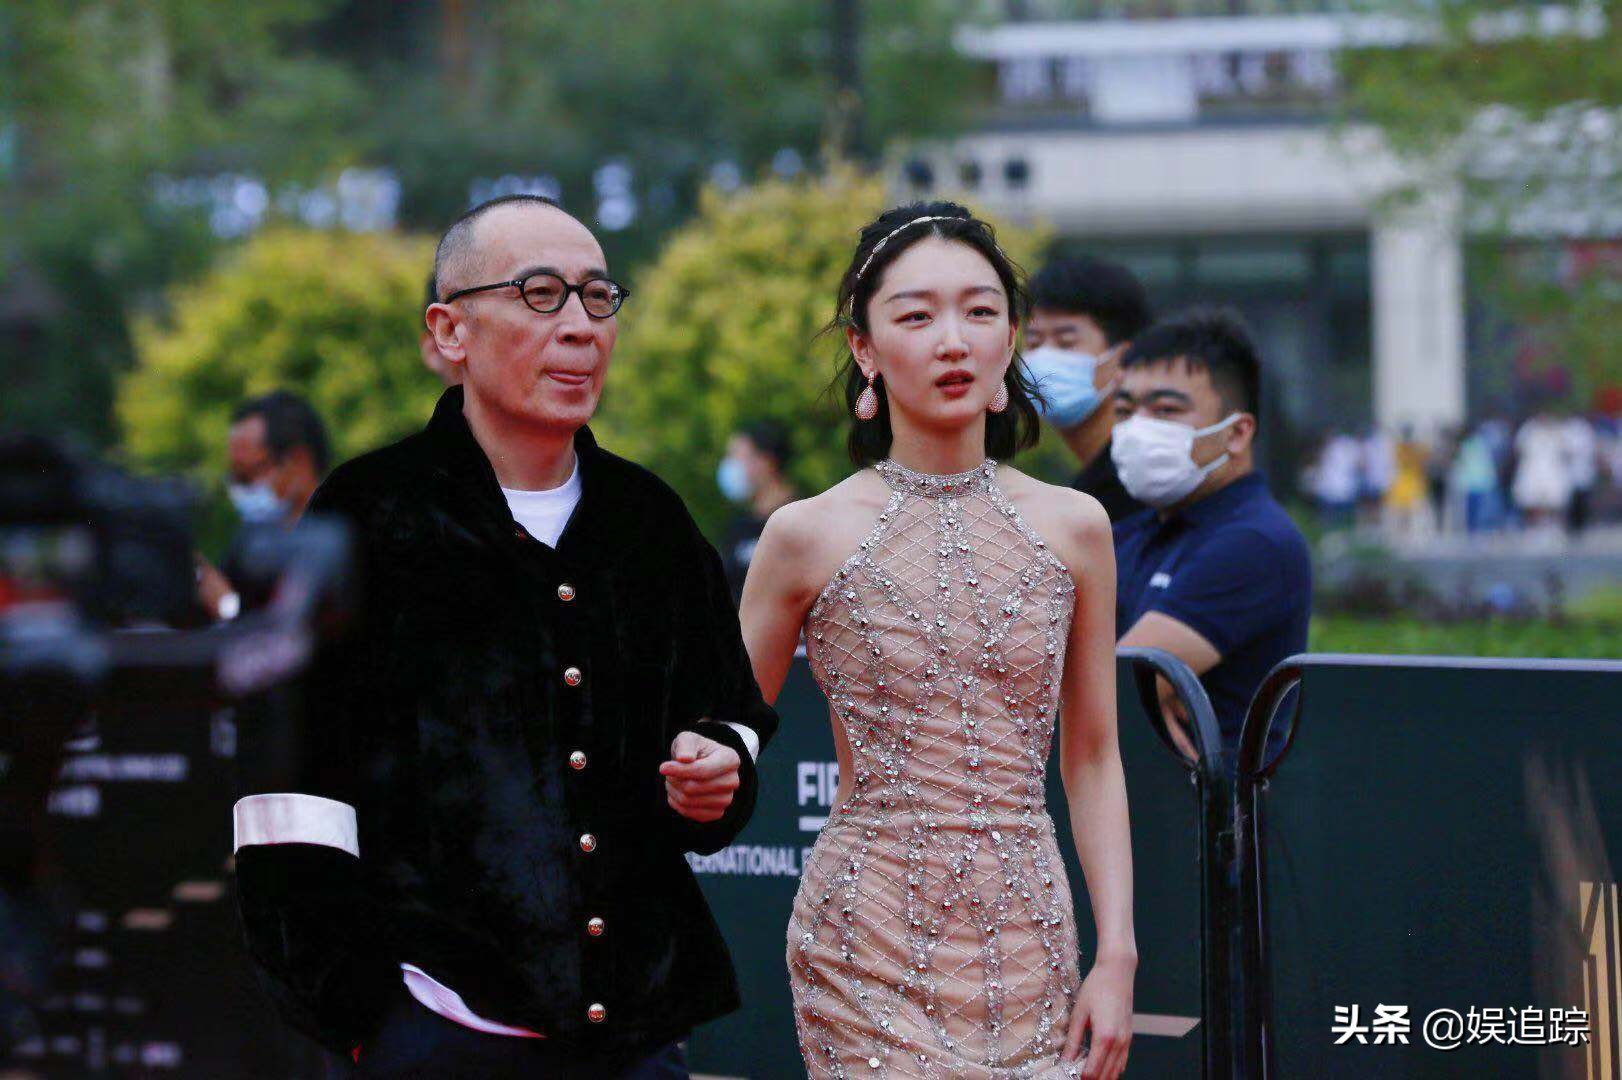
[{"xmin": 0, "ymin": 433, "xmax": 350, "ymax": 1066}]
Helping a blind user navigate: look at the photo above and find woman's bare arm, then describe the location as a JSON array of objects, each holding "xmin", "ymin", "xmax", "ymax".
[
  {"xmin": 1043, "ymin": 485, "xmax": 1135, "ymax": 1075},
  {"xmin": 738, "ymin": 502, "xmax": 820, "ymax": 706}
]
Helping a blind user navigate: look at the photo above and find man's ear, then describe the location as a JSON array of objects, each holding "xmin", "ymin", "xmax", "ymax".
[
  {"xmin": 1094, "ymin": 344, "xmax": 1128, "ymax": 394},
  {"xmin": 426, "ymin": 304, "xmax": 466, "ymax": 365},
  {"xmin": 1228, "ymin": 413, "xmax": 1258, "ymax": 455}
]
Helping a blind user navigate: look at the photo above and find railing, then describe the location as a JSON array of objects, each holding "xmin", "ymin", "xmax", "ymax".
[{"xmin": 1116, "ymin": 646, "xmax": 1241, "ymax": 1078}]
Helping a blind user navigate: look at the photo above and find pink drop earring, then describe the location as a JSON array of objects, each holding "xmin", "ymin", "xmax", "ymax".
[
  {"xmin": 854, "ymin": 372, "xmax": 879, "ymax": 421},
  {"xmin": 987, "ymin": 381, "xmax": 1009, "ymax": 414}
]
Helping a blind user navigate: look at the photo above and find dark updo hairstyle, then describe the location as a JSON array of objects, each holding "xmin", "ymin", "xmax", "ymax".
[{"xmin": 829, "ymin": 201, "xmax": 1042, "ymax": 467}]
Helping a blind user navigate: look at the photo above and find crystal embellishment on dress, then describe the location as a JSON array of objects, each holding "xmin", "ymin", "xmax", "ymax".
[{"xmin": 787, "ymin": 458, "xmax": 1082, "ymax": 1079}]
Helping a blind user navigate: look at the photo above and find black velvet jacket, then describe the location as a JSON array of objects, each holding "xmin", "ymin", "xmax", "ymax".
[{"xmin": 234, "ymin": 387, "xmax": 777, "ymax": 1056}]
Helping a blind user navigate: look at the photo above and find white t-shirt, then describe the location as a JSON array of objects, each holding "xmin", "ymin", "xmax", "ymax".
[
  {"xmin": 1514, "ymin": 418, "xmax": 1573, "ymax": 511},
  {"xmin": 501, "ymin": 456, "xmax": 583, "ymax": 547}
]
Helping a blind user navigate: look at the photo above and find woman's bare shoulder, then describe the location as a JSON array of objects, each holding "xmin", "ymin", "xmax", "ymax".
[
  {"xmin": 765, "ymin": 471, "xmax": 883, "ymax": 541},
  {"xmin": 755, "ymin": 469, "xmax": 893, "ymax": 596},
  {"xmin": 994, "ymin": 465, "xmax": 1112, "ymax": 564}
]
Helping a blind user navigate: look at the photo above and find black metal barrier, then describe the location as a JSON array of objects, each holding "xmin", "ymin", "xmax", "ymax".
[
  {"xmin": 1072, "ymin": 646, "xmax": 1235, "ymax": 1078},
  {"xmin": 1236, "ymin": 654, "xmax": 1622, "ymax": 1079},
  {"xmin": 688, "ymin": 649, "xmax": 1224, "ymax": 1078}
]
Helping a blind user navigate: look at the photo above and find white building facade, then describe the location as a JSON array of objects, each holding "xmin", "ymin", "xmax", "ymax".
[{"xmin": 892, "ymin": 9, "xmax": 1473, "ymax": 449}]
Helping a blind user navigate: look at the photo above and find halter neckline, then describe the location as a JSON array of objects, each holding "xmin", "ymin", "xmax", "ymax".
[{"xmin": 874, "ymin": 458, "xmax": 998, "ymax": 499}]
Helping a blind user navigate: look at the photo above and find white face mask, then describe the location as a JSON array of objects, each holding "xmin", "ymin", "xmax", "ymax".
[
  {"xmin": 227, "ymin": 480, "xmax": 286, "ymax": 524},
  {"xmin": 1111, "ymin": 412, "xmax": 1240, "ymax": 508}
]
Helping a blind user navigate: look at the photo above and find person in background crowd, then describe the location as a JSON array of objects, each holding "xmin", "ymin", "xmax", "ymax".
[
  {"xmin": 1449, "ymin": 424, "xmax": 1503, "ymax": 535},
  {"xmin": 234, "ymin": 391, "xmax": 330, "ymax": 527},
  {"xmin": 1481, "ymin": 412, "xmax": 1517, "ymax": 525},
  {"xmin": 1426, "ymin": 423, "xmax": 1460, "ymax": 530},
  {"xmin": 1561, "ymin": 409, "xmax": 1598, "ymax": 536},
  {"xmin": 1111, "ymin": 307, "xmax": 1312, "ymax": 758},
  {"xmin": 225, "ymin": 402, "xmax": 279, "ymax": 525},
  {"xmin": 1357, "ymin": 424, "xmax": 1395, "ymax": 530},
  {"xmin": 1023, "ymin": 255, "xmax": 1152, "ymax": 522},
  {"xmin": 716, "ymin": 420, "xmax": 798, "ymax": 602},
  {"xmin": 1384, "ymin": 423, "xmax": 1431, "ymax": 540},
  {"xmin": 198, "ymin": 390, "xmax": 331, "ymax": 620},
  {"xmin": 1309, "ymin": 429, "xmax": 1362, "ymax": 530},
  {"xmin": 1595, "ymin": 388, "xmax": 1622, "ymax": 522},
  {"xmin": 1513, "ymin": 407, "xmax": 1574, "ymax": 532}
]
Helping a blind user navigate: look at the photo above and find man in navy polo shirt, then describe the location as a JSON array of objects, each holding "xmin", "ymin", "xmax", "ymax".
[{"xmin": 1110, "ymin": 307, "xmax": 1311, "ymax": 759}]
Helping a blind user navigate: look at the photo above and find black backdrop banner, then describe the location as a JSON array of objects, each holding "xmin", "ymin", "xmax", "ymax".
[
  {"xmin": 1238, "ymin": 656, "xmax": 1622, "ymax": 1080},
  {"xmin": 10, "ymin": 695, "xmax": 329, "ymax": 1078}
]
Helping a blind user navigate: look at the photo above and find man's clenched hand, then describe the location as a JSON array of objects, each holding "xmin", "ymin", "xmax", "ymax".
[{"xmin": 659, "ymin": 732, "xmax": 742, "ymax": 824}]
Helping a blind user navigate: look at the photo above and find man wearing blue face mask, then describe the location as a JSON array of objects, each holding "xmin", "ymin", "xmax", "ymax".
[
  {"xmin": 227, "ymin": 391, "xmax": 330, "ymax": 528},
  {"xmin": 1025, "ymin": 255, "xmax": 1152, "ymax": 522},
  {"xmin": 1111, "ymin": 308, "xmax": 1311, "ymax": 760},
  {"xmin": 198, "ymin": 391, "xmax": 331, "ymax": 620},
  {"xmin": 716, "ymin": 420, "xmax": 798, "ymax": 603}
]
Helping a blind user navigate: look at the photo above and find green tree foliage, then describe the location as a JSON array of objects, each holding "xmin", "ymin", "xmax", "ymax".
[
  {"xmin": 4, "ymin": 0, "xmax": 975, "ymax": 448},
  {"xmin": 118, "ymin": 228, "xmax": 440, "ymax": 475},
  {"xmin": 1468, "ymin": 241, "xmax": 1622, "ymax": 410},
  {"xmin": 1342, "ymin": 0, "xmax": 1622, "ymax": 160},
  {"xmin": 374, "ymin": 0, "xmax": 976, "ymax": 261},
  {"xmin": 1340, "ymin": 0, "xmax": 1622, "ymax": 406},
  {"xmin": 2, "ymin": 0, "xmax": 361, "ymax": 445},
  {"xmin": 594, "ymin": 168, "xmax": 1061, "ymax": 539}
]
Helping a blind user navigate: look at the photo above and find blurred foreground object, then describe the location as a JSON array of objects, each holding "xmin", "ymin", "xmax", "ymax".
[{"xmin": 0, "ymin": 434, "xmax": 350, "ymax": 1064}]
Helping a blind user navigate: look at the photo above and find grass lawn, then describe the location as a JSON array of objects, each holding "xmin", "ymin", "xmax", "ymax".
[{"xmin": 1310, "ymin": 615, "xmax": 1622, "ymax": 660}]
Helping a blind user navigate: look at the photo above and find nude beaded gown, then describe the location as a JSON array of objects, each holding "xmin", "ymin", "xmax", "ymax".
[{"xmin": 788, "ymin": 459, "xmax": 1084, "ymax": 1080}]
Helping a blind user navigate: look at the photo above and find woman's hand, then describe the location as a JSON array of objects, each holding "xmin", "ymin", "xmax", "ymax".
[{"xmin": 1062, "ymin": 951, "xmax": 1135, "ymax": 1077}]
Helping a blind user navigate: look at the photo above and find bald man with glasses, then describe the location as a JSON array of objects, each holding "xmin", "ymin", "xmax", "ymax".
[{"xmin": 233, "ymin": 194, "xmax": 776, "ymax": 1078}]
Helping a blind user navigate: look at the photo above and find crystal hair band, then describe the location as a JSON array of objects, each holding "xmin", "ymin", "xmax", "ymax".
[{"xmin": 850, "ymin": 215, "xmax": 961, "ymax": 286}]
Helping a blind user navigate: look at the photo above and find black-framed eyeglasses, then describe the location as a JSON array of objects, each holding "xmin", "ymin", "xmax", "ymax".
[{"xmin": 441, "ymin": 272, "xmax": 629, "ymax": 319}]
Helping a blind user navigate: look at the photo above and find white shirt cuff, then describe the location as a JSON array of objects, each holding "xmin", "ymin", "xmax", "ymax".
[
  {"xmin": 233, "ymin": 793, "xmax": 358, "ymax": 856},
  {"xmin": 723, "ymin": 722, "xmax": 760, "ymax": 762}
]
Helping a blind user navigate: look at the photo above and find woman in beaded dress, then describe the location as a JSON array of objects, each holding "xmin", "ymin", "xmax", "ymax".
[{"xmin": 738, "ymin": 204, "xmax": 1136, "ymax": 1079}]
